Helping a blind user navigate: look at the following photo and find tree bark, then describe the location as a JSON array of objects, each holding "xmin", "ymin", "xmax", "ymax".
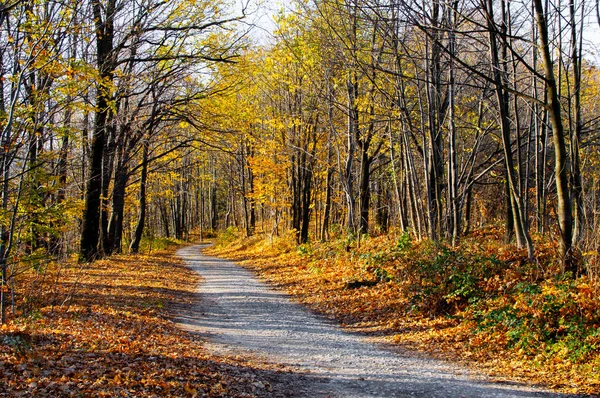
[
  {"xmin": 130, "ymin": 142, "xmax": 149, "ymax": 254},
  {"xmin": 485, "ymin": 0, "xmax": 534, "ymax": 258},
  {"xmin": 568, "ymin": 0, "xmax": 584, "ymax": 246},
  {"xmin": 81, "ymin": 0, "xmax": 115, "ymax": 262},
  {"xmin": 107, "ymin": 161, "xmax": 129, "ymax": 254},
  {"xmin": 534, "ymin": 0, "xmax": 574, "ymax": 270}
]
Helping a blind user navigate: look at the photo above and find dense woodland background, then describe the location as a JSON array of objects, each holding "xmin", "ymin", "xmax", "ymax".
[{"xmin": 0, "ymin": 0, "xmax": 600, "ymax": 324}]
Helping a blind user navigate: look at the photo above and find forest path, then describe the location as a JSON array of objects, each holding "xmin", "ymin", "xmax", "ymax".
[{"xmin": 175, "ymin": 245, "xmax": 574, "ymax": 398}]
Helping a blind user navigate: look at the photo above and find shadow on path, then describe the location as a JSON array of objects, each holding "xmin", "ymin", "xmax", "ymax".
[{"xmin": 176, "ymin": 245, "xmax": 582, "ymax": 398}]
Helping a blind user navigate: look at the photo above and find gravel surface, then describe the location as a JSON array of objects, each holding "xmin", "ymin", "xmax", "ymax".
[{"xmin": 175, "ymin": 245, "xmax": 578, "ymax": 398}]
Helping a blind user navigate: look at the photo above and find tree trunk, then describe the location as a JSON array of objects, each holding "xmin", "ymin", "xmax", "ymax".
[
  {"xmin": 210, "ymin": 160, "xmax": 218, "ymax": 231},
  {"xmin": 160, "ymin": 200, "xmax": 170, "ymax": 238},
  {"xmin": 424, "ymin": 0, "xmax": 445, "ymax": 241},
  {"xmin": 358, "ymin": 148, "xmax": 371, "ymax": 235},
  {"xmin": 81, "ymin": 0, "xmax": 115, "ymax": 262},
  {"xmin": 486, "ymin": 0, "xmax": 534, "ymax": 258},
  {"xmin": 534, "ymin": 0, "xmax": 574, "ymax": 270},
  {"xmin": 321, "ymin": 144, "xmax": 333, "ymax": 241},
  {"xmin": 447, "ymin": 1, "xmax": 459, "ymax": 245},
  {"xmin": 345, "ymin": 71, "xmax": 358, "ymax": 236},
  {"xmin": 100, "ymin": 122, "xmax": 117, "ymax": 255},
  {"xmin": 130, "ymin": 142, "xmax": 149, "ymax": 253},
  {"xmin": 569, "ymin": 0, "xmax": 584, "ymax": 246},
  {"xmin": 107, "ymin": 161, "xmax": 129, "ymax": 254}
]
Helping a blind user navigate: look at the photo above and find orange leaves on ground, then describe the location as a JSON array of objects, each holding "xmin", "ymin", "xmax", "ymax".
[
  {"xmin": 208, "ymin": 232, "xmax": 600, "ymax": 395},
  {"xmin": 0, "ymin": 246, "xmax": 298, "ymax": 397}
]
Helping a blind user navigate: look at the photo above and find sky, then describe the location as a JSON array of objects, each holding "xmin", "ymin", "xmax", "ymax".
[
  {"xmin": 232, "ymin": 0, "xmax": 281, "ymax": 44},
  {"xmin": 236, "ymin": 0, "xmax": 600, "ymax": 63}
]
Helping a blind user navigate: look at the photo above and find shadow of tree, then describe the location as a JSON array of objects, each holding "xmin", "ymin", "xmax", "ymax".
[{"xmin": 0, "ymin": 247, "xmax": 318, "ymax": 397}]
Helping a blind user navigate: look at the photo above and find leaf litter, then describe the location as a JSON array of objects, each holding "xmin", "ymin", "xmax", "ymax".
[
  {"xmin": 0, "ymin": 245, "xmax": 303, "ymax": 397},
  {"xmin": 207, "ymin": 231, "xmax": 600, "ymax": 396}
]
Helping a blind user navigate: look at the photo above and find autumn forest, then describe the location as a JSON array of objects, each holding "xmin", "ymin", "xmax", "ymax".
[{"xmin": 1, "ymin": 0, "xmax": 600, "ymax": 395}]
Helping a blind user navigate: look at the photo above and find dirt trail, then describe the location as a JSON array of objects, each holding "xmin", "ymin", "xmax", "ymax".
[{"xmin": 175, "ymin": 245, "xmax": 577, "ymax": 398}]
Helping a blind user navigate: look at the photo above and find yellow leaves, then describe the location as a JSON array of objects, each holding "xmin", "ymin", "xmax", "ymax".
[{"xmin": 184, "ymin": 382, "xmax": 199, "ymax": 396}]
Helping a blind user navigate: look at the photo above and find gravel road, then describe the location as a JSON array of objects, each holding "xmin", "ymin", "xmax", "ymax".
[{"xmin": 175, "ymin": 245, "xmax": 578, "ymax": 398}]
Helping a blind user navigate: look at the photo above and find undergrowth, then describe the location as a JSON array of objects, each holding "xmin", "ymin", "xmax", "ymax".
[{"xmin": 210, "ymin": 227, "xmax": 600, "ymax": 394}]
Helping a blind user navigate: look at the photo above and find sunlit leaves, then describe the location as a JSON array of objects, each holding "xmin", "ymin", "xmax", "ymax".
[{"xmin": 209, "ymin": 232, "xmax": 600, "ymax": 395}]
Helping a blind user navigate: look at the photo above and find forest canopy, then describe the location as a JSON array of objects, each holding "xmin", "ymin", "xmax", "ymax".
[{"xmin": 1, "ymin": 0, "xmax": 600, "ymax": 324}]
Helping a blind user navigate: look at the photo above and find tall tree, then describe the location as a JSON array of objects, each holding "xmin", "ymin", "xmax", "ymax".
[
  {"xmin": 534, "ymin": 0, "xmax": 574, "ymax": 269},
  {"xmin": 80, "ymin": 0, "xmax": 116, "ymax": 262},
  {"xmin": 484, "ymin": 0, "xmax": 534, "ymax": 258}
]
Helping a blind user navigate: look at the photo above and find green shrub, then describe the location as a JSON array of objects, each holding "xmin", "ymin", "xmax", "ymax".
[
  {"xmin": 471, "ymin": 278, "xmax": 600, "ymax": 361},
  {"xmin": 402, "ymin": 242, "xmax": 505, "ymax": 316},
  {"xmin": 215, "ymin": 226, "xmax": 240, "ymax": 246},
  {"xmin": 297, "ymin": 243, "xmax": 313, "ymax": 256},
  {"xmin": 396, "ymin": 231, "xmax": 413, "ymax": 252}
]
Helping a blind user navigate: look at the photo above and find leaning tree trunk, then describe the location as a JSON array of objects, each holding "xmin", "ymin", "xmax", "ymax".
[
  {"xmin": 486, "ymin": 0, "xmax": 534, "ymax": 258},
  {"xmin": 534, "ymin": 0, "xmax": 574, "ymax": 271}
]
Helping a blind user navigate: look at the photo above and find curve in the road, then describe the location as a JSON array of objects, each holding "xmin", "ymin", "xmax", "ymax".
[{"xmin": 175, "ymin": 245, "xmax": 578, "ymax": 398}]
